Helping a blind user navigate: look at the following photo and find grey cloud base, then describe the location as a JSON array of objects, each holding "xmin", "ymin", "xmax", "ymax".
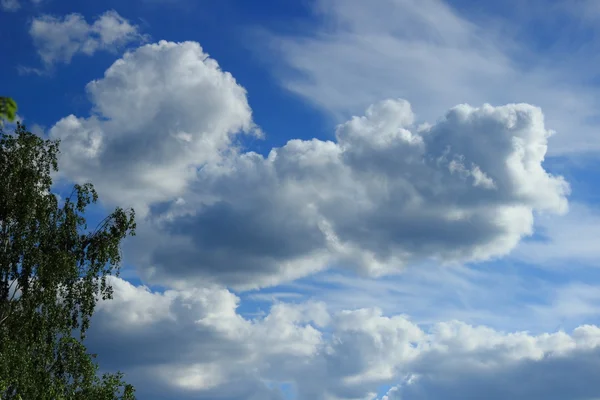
[{"xmin": 49, "ymin": 40, "xmax": 569, "ymax": 289}]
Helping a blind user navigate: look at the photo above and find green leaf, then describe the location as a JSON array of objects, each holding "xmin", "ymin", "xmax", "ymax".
[{"xmin": 0, "ymin": 97, "xmax": 17, "ymax": 125}]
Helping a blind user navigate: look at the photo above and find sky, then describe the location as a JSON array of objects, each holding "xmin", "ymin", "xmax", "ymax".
[{"xmin": 2, "ymin": 0, "xmax": 600, "ymax": 398}]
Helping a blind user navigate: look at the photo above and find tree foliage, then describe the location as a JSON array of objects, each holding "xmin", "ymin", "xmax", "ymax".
[
  {"xmin": 0, "ymin": 98, "xmax": 17, "ymax": 126},
  {"xmin": 0, "ymin": 123, "xmax": 136, "ymax": 399}
]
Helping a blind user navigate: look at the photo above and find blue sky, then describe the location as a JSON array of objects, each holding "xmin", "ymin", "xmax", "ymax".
[{"xmin": 3, "ymin": 0, "xmax": 600, "ymax": 399}]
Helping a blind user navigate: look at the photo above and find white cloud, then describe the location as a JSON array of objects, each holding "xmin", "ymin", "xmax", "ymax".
[
  {"xmin": 49, "ymin": 40, "xmax": 257, "ymax": 215},
  {"xmin": 90, "ymin": 277, "xmax": 322, "ymax": 399},
  {"xmin": 128, "ymin": 98, "xmax": 568, "ymax": 289},
  {"xmin": 262, "ymin": 0, "xmax": 600, "ymax": 155},
  {"xmin": 48, "ymin": 38, "xmax": 569, "ymax": 290},
  {"xmin": 0, "ymin": 0, "xmax": 20, "ymax": 11},
  {"xmin": 1, "ymin": 0, "xmax": 44, "ymax": 13},
  {"xmin": 87, "ymin": 277, "xmax": 600, "ymax": 400},
  {"xmin": 29, "ymin": 10, "xmax": 145, "ymax": 67},
  {"xmin": 386, "ymin": 323, "xmax": 600, "ymax": 400}
]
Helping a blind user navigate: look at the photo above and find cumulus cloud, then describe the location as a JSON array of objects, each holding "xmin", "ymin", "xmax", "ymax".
[
  {"xmin": 386, "ymin": 324, "xmax": 600, "ymax": 400},
  {"xmin": 89, "ymin": 277, "xmax": 323, "ymax": 399},
  {"xmin": 29, "ymin": 10, "xmax": 145, "ymax": 67},
  {"xmin": 48, "ymin": 40, "xmax": 568, "ymax": 289},
  {"xmin": 86, "ymin": 277, "xmax": 600, "ymax": 400},
  {"xmin": 49, "ymin": 40, "xmax": 257, "ymax": 214},
  {"xmin": 131, "ymin": 99, "xmax": 569, "ymax": 289}
]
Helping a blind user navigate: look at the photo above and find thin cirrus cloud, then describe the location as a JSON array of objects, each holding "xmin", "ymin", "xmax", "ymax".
[
  {"xmin": 511, "ymin": 202, "xmax": 600, "ymax": 268},
  {"xmin": 0, "ymin": 0, "xmax": 20, "ymax": 11},
  {"xmin": 27, "ymin": 10, "xmax": 145, "ymax": 70},
  {"xmin": 48, "ymin": 40, "xmax": 570, "ymax": 290},
  {"xmin": 0, "ymin": 0, "xmax": 40, "ymax": 11},
  {"xmin": 86, "ymin": 276, "xmax": 600, "ymax": 400},
  {"xmin": 262, "ymin": 0, "xmax": 600, "ymax": 155}
]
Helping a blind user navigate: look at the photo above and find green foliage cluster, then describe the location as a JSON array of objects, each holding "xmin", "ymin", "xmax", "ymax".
[
  {"xmin": 0, "ymin": 98, "xmax": 17, "ymax": 126},
  {"xmin": 0, "ymin": 122, "xmax": 137, "ymax": 399}
]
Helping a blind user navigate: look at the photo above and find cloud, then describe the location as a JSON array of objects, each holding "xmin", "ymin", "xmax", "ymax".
[
  {"xmin": 262, "ymin": 0, "xmax": 600, "ymax": 155},
  {"xmin": 282, "ymin": 266, "xmax": 547, "ymax": 333},
  {"xmin": 0, "ymin": 0, "xmax": 20, "ymax": 11},
  {"xmin": 89, "ymin": 277, "xmax": 323, "ymax": 399},
  {"xmin": 48, "ymin": 39, "xmax": 569, "ymax": 290},
  {"xmin": 49, "ymin": 40, "xmax": 257, "ymax": 215},
  {"xmin": 512, "ymin": 203, "xmax": 600, "ymax": 268},
  {"xmin": 1, "ymin": 0, "xmax": 45, "ymax": 12},
  {"xmin": 130, "ymin": 98, "xmax": 568, "ymax": 289},
  {"xmin": 87, "ymin": 277, "xmax": 600, "ymax": 400},
  {"xmin": 29, "ymin": 10, "xmax": 145, "ymax": 68},
  {"xmin": 385, "ymin": 324, "xmax": 600, "ymax": 400},
  {"xmin": 530, "ymin": 282, "xmax": 600, "ymax": 328}
]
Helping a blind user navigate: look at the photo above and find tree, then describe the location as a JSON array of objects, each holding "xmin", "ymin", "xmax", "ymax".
[
  {"xmin": 0, "ymin": 98, "xmax": 17, "ymax": 127},
  {"xmin": 0, "ymin": 123, "xmax": 137, "ymax": 399}
]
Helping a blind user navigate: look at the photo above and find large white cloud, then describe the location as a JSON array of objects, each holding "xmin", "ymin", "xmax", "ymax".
[
  {"xmin": 49, "ymin": 40, "xmax": 258, "ymax": 215},
  {"xmin": 87, "ymin": 277, "xmax": 600, "ymax": 400},
  {"xmin": 130, "ymin": 98, "xmax": 569, "ymax": 289},
  {"xmin": 48, "ymin": 39, "xmax": 569, "ymax": 289},
  {"xmin": 29, "ymin": 11, "xmax": 145, "ymax": 68}
]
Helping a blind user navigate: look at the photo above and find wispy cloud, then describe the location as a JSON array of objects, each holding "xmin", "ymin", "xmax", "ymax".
[
  {"xmin": 278, "ymin": 264, "xmax": 560, "ymax": 333},
  {"xmin": 262, "ymin": 0, "xmax": 600, "ymax": 155},
  {"xmin": 512, "ymin": 203, "xmax": 600, "ymax": 268},
  {"xmin": 0, "ymin": 0, "xmax": 20, "ymax": 11}
]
